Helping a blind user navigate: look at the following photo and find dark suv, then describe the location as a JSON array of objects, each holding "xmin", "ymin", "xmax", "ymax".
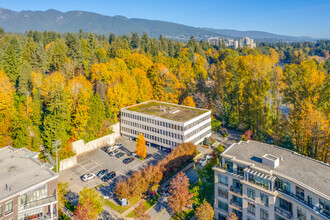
[{"xmin": 101, "ymin": 171, "xmax": 116, "ymax": 182}]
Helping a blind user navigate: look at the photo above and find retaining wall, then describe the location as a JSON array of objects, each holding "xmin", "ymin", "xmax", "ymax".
[{"xmin": 59, "ymin": 123, "xmax": 120, "ymax": 171}]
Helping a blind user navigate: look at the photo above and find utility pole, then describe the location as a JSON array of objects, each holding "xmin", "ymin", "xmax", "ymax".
[{"xmin": 52, "ymin": 140, "xmax": 61, "ymax": 173}]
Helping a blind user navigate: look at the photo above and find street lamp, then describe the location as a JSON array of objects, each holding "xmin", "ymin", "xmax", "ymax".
[{"xmin": 52, "ymin": 140, "xmax": 61, "ymax": 173}]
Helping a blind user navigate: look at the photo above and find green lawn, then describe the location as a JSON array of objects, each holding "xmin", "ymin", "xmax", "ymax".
[
  {"xmin": 172, "ymin": 209, "xmax": 195, "ymax": 220},
  {"xmin": 103, "ymin": 197, "xmax": 140, "ymax": 214},
  {"xmin": 126, "ymin": 194, "xmax": 159, "ymax": 218}
]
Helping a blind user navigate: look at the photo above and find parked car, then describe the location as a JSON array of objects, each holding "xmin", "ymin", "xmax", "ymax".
[
  {"xmin": 101, "ymin": 171, "xmax": 116, "ymax": 182},
  {"xmin": 205, "ymin": 154, "xmax": 212, "ymax": 160},
  {"xmin": 116, "ymin": 143, "xmax": 123, "ymax": 148},
  {"xmin": 123, "ymin": 157, "xmax": 135, "ymax": 164},
  {"xmin": 97, "ymin": 169, "xmax": 108, "ymax": 178},
  {"xmin": 101, "ymin": 146, "xmax": 109, "ymax": 152},
  {"xmin": 145, "ymin": 154, "xmax": 153, "ymax": 159},
  {"xmin": 81, "ymin": 173, "xmax": 96, "ymax": 182},
  {"xmin": 115, "ymin": 152, "xmax": 125, "ymax": 158},
  {"xmin": 199, "ymin": 158, "xmax": 208, "ymax": 166},
  {"xmin": 159, "ymin": 184, "xmax": 171, "ymax": 195},
  {"xmin": 107, "ymin": 145, "xmax": 119, "ymax": 153},
  {"xmin": 109, "ymin": 149, "xmax": 120, "ymax": 156}
]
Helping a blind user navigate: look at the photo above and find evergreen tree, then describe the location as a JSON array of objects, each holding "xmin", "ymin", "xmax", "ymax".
[
  {"xmin": 42, "ymin": 87, "xmax": 70, "ymax": 154},
  {"xmin": 3, "ymin": 36, "xmax": 21, "ymax": 83},
  {"xmin": 31, "ymin": 42, "xmax": 48, "ymax": 72},
  {"xmin": 21, "ymin": 37, "xmax": 37, "ymax": 65},
  {"xmin": 18, "ymin": 61, "xmax": 33, "ymax": 95},
  {"xmin": 108, "ymin": 32, "xmax": 116, "ymax": 45},
  {"xmin": 86, "ymin": 94, "xmax": 105, "ymax": 141},
  {"xmin": 130, "ymin": 32, "xmax": 140, "ymax": 49},
  {"xmin": 65, "ymin": 33, "xmax": 83, "ymax": 66},
  {"xmin": 140, "ymin": 32, "xmax": 150, "ymax": 53}
]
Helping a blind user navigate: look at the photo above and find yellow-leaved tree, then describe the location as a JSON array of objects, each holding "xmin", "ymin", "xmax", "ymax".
[
  {"xmin": 0, "ymin": 70, "xmax": 15, "ymax": 147},
  {"xmin": 136, "ymin": 133, "xmax": 147, "ymax": 158},
  {"xmin": 181, "ymin": 96, "xmax": 196, "ymax": 107}
]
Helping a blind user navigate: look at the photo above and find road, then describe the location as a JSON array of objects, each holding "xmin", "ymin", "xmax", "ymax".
[{"xmin": 147, "ymin": 166, "xmax": 199, "ymax": 220}]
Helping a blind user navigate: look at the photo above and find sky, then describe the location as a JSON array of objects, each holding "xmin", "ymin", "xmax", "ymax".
[{"xmin": 0, "ymin": 0, "xmax": 329, "ymax": 38}]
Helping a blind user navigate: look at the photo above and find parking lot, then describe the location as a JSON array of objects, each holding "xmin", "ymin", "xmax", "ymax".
[{"xmin": 59, "ymin": 136, "xmax": 168, "ymax": 193}]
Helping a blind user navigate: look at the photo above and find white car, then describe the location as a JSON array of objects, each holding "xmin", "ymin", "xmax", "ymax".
[
  {"xmin": 199, "ymin": 158, "xmax": 208, "ymax": 166},
  {"xmin": 107, "ymin": 145, "xmax": 119, "ymax": 153},
  {"xmin": 109, "ymin": 150, "xmax": 120, "ymax": 156},
  {"xmin": 81, "ymin": 173, "xmax": 96, "ymax": 182},
  {"xmin": 205, "ymin": 154, "xmax": 212, "ymax": 160}
]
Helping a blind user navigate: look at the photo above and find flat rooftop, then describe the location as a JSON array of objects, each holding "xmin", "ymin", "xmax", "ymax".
[
  {"xmin": 123, "ymin": 101, "xmax": 209, "ymax": 122},
  {"xmin": 0, "ymin": 146, "xmax": 58, "ymax": 202},
  {"xmin": 222, "ymin": 141, "xmax": 330, "ymax": 197}
]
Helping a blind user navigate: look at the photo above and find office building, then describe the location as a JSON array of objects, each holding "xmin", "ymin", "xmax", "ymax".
[
  {"xmin": 121, "ymin": 100, "xmax": 211, "ymax": 149},
  {"xmin": 213, "ymin": 141, "xmax": 330, "ymax": 220},
  {"xmin": 0, "ymin": 146, "xmax": 58, "ymax": 220}
]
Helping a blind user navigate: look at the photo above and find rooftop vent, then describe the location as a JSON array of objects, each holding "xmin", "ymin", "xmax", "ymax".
[{"xmin": 262, "ymin": 154, "xmax": 280, "ymax": 168}]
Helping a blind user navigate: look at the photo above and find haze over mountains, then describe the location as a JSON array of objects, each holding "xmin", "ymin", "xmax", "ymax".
[{"xmin": 0, "ymin": 8, "xmax": 320, "ymax": 42}]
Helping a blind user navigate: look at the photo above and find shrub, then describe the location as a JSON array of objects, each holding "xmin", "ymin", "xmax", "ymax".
[{"xmin": 203, "ymin": 137, "xmax": 212, "ymax": 146}]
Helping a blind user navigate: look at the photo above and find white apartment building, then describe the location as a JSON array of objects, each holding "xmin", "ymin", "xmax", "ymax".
[
  {"xmin": 120, "ymin": 100, "xmax": 211, "ymax": 150},
  {"xmin": 0, "ymin": 146, "xmax": 58, "ymax": 220},
  {"xmin": 213, "ymin": 141, "xmax": 330, "ymax": 220}
]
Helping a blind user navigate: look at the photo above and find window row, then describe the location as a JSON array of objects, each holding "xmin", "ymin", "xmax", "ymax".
[
  {"xmin": 247, "ymin": 187, "xmax": 269, "ymax": 207},
  {"xmin": 188, "ymin": 129, "xmax": 211, "ymax": 144},
  {"xmin": 1, "ymin": 201, "xmax": 13, "ymax": 216},
  {"xmin": 122, "ymin": 128, "xmax": 180, "ymax": 147},
  {"xmin": 184, "ymin": 115, "xmax": 210, "ymax": 131},
  {"xmin": 122, "ymin": 112, "xmax": 184, "ymax": 131},
  {"xmin": 122, "ymin": 122, "xmax": 184, "ymax": 140},
  {"xmin": 184, "ymin": 122, "xmax": 210, "ymax": 140}
]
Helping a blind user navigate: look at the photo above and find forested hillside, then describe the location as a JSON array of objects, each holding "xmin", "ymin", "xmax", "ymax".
[{"xmin": 0, "ymin": 29, "xmax": 329, "ymax": 163}]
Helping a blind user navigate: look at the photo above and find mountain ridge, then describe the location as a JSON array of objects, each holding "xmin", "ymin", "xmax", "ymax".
[{"xmin": 0, "ymin": 8, "xmax": 321, "ymax": 42}]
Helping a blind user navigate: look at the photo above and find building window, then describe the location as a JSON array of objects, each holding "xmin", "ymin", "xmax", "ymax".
[
  {"xmin": 5, "ymin": 201, "xmax": 13, "ymax": 215},
  {"xmin": 260, "ymin": 193, "xmax": 269, "ymax": 207},
  {"xmin": 311, "ymin": 216, "xmax": 318, "ymax": 220},
  {"xmin": 275, "ymin": 178, "xmax": 291, "ymax": 193},
  {"xmin": 224, "ymin": 159, "xmax": 233, "ymax": 171},
  {"xmin": 247, "ymin": 188, "xmax": 255, "ymax": 200},
  {"xmin": 296, "ymin": 186, "xmax": 304, "ymax": 200},
  {"xmin": 236, "ymin": 164, "xmax": 245, "ymax": 176},
  {"xmin": 218, "ymin": 186, "xmax": 228, "ymax": 199},
  {"xmin": 247, "ymin": 202, "xmax": 255, "ymax": 215},
  {"xmin": 218, "ymin": 200, "xmax": 228, "ymax": 211},
  {"xmin": 297, "ymin": 207, "xmax": 306, "ymax": 220},
  {"xmin": 0, "ymin": 205, "xmax": 2, "ymax": 218},
  {"xmin": 260, "ymin": 208, "xmax": 268, "ymax": 220},
  {"xmin": 218, "ymin": 174, "xmax": 228, "ymax": 185},
  {"xmin": 319, "ymin": 199, "xmax": 330, "ymax": 216},
  {"xmin": 279, "ymin": 198, "xmax": 292, "ymax": 212}
]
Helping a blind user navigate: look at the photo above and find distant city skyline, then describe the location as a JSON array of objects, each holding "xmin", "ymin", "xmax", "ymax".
[{"xmin": 0, "ymin": 0, "xmax": 329, "ymax": 38}]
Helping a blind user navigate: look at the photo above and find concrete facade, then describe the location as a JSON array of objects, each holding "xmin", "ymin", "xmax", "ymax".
[
  {"xmin": 0, "ymin": 147, "xmax": 58, "ymax": 220},
  {"xmin": 120, "ymin": 101, "xmax": 211, "ymax": 149},
  {"xmin": 213, "ymin": 141, "xmax": 330, "ymax": 220}
]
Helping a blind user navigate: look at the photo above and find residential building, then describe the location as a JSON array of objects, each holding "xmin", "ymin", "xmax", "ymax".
[
  {"xmin": 120, "ymin": 100, "xmax": 211, "ymax": 150},
  {"xmin": 208, "ymin": 37, "xmax": 256, "ymax": 49},
  {"xmin": 213, "ymin": 141, "xmax": 330, "ymax": 220},
  {"xmin": 0, "ymin": 146, "xmax": 58, "ymax": 220}
]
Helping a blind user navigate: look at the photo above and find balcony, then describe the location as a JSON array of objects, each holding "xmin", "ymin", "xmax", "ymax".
[
  {"xmin": 275, "ymin": 206, "xmax": 293, "ymax": 219},
  {"xmin": 277, "ymin": 189, "xmax": 330, "ymax": 219},
  {"xmin": 230, "ymin": 199, "xmax": 242, "ymax": 210},
  {"xmin": 42, "ymin": 212, "xmax": 57, "ymax": 219},
  {"xmin": 19, "ymin": 195, "xmax": 57, "ymax": 210},
  {"xmin": 230, "ymin": 186, "xmax": 242, "ymax": 196},
  {"xmin": 215, "ymin": 165, "xmax": 244, "ymax": 179}
]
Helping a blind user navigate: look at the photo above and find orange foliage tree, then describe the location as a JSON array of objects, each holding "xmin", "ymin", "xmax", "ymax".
[{"xmin": 181, "ymin": 96, "xmax": 196, "ymax": 107}]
